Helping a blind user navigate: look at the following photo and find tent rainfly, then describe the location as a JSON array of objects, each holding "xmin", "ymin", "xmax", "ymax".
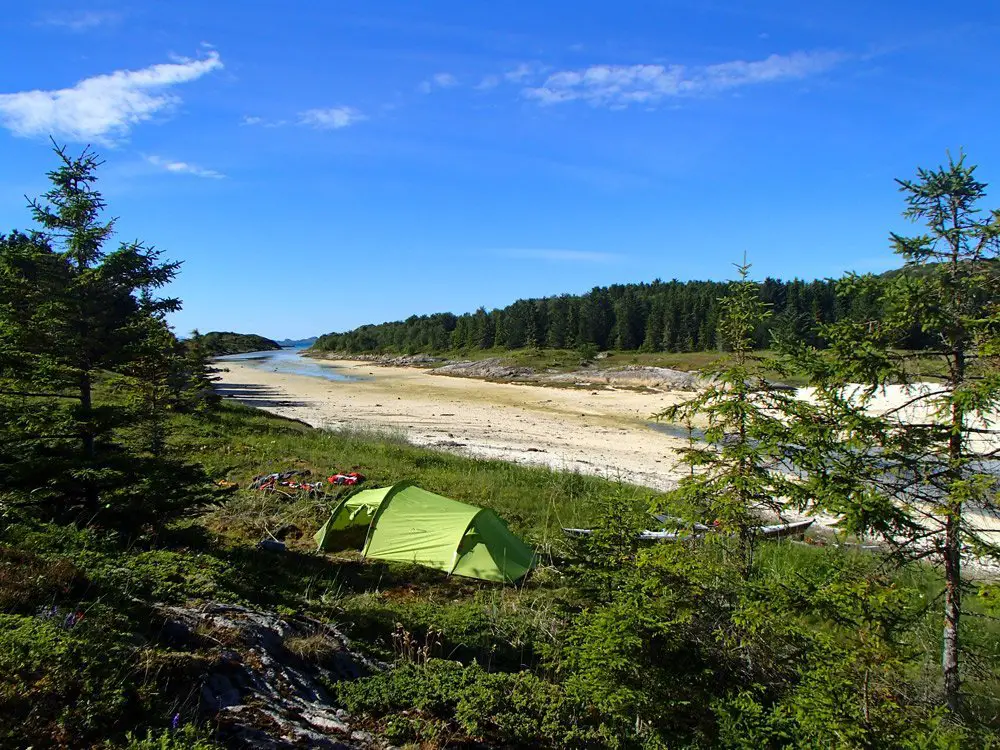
[{"xmin": 313, "ymin": 482, "xmax": 535, "ymax": 582}]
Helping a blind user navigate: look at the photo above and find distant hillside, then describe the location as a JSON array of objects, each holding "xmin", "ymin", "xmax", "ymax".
[
  {"xmin": 276, "ymin": 337, "xmax": 317, "ymax": 347},
  {"xmin": 198, "ymin": 332, "xmax": 282, "ymax": 356},
  {"xmin": 314, "ymin": 263, "xmax": 987, "ymax": 358},
  {"xmin": 313, "ymin": 275, "xmax": 889, "ymax": 356}
]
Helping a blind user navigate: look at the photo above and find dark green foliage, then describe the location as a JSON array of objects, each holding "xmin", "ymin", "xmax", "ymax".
[
  {"xmin": 0, "ymin": 145, "xmax": 216, "ymax": 529},
  {"xmin": 0, "ymin": 545, "xmax": 86, "ymax": 612},
  {"xmin": 0, "ymin": 611, "xmax": 136, "ymax": 746},
  {"xmin": 657, "ymin": 260, "xmax": 812, "ymax": 573},
  {"xmin": 193, "ymin": 331, "xmax": 281, "ymax": 356},
  {"xmin": 119, "ymin": 725, "xmax": 223, "ymax": 750},
  {"xmin": 313, "ymin": 275, "xmax": 848, "ymax": 355},
  {"xmin": 177, "ymin": 330, "xmax": 221, "ymax": 413},
  {"xmin": 1, "ymin": 401, "xmax": 998, "ymax": 747},
  {"xmin": 336, "ymin": 660, "xmax": 606, "ymax": 748},
  {"xmin": 790, "ymin": 152, "xmax": 1000, "ymax": 713}
]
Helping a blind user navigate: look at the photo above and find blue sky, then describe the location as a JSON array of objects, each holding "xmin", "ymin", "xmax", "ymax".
[{"xmin": 1, "ymin": 2, "xmax": 998, "ymax": 339}]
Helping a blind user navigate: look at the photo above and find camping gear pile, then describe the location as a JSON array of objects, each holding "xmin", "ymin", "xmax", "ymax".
[
  {"xmin": 250, "ymin": 470, "xmax": 313, "ymax": 491},
  {"xmin": 249, "ymin": 469, "xmax": 366, "ymax": 498},
  {"xmin": 314, "ymin": 481, "xmax": 536, "ymax": 583},
  {"xmin": 329, "ymin": 472, "xmax": 365, "ymax": 486}
]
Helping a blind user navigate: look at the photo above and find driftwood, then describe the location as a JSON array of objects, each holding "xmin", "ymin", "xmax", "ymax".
[{"xmin": 564, "ymin": 519, "xmax": 815, "ymax": 542}]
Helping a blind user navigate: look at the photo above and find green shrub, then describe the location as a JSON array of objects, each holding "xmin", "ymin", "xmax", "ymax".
[
  {"xmin": 121, "ymin": 725, "xmax": 222, "ymax": 749},
  {"xmin": 0, "ymin": 612, "xmax": 136, "ymax": 746},
  {"xmin": 339, "ymin": 588, "xmax": 549, "ymax": 669},
  {"xmin": 337, "ymin": 659, "xmax": 614, "ymax": 748},
  {"xmin": 90, "ymin": 549, "xmax": 228, "ymax": 603}
]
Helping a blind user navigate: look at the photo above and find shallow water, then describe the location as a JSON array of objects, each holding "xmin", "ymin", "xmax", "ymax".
[
  {"xmin": 648, "ymin": 422, "xmax": 706, "ymax": 441},
  {"xmin": 214, "ymin": 347, "xmax": 364, "ymax": 382}
]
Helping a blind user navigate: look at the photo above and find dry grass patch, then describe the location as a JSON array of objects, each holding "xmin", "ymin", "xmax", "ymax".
[{"xmin": 283, "ymin": 632, "xmax": 343, "ymax": 665}]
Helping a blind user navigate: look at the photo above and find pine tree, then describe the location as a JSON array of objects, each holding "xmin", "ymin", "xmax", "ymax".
[
  {"xmin": 794, "ymin": 153, "xmax": 1000, "ymax": 712},
  {"xmin": 613, "ymin": 290, "xmax": 644, "ymax": 350},
  {"xmin": 450, "ymin": 316, "xmax": 469, "ymax": 350},
  {"xmin": 117, "ymin": 306, "xmax": 179, "ymax": 455},
  {"xmin": 0, "ymin": 231, "xmax": 80, "ymax": 512}
]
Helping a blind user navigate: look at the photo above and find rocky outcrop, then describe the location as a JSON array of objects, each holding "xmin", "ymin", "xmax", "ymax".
[
  {"xmin": 543, "ymin": 366, "xmax": 705, "ymax": 390},
  {"xmin": 430, "ymin": 358, "xmax": 535, "ymax": 380},
  {"xmin": 430, "ymin": 360, "xmax": 705, "ymax": 390},
  {"xmin": 155, "ymin": 602, "xmax": 386, "ymax": 749},
  {"xmin": 312, "ymin": 352, "xmax": 707, "ymax": 391}
]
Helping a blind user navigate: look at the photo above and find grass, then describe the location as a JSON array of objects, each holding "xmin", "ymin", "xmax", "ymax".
[
  {"xmin": 0, "ymin": 400, "xmax": 639, "ymax": 745},
  {"xmin": 170, "ymin": 402, "xmax": 652, "ymax": 547},
  {"xmin": 3, "ymin": 400, "xmax": 999, "ymax": 746}
]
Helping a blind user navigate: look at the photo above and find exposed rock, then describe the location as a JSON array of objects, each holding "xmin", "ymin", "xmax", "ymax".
[
  {"xmin": 155, "ymin": 602, "xmax": 387, "ymax": 749},
  {"xmin": 431, "ymin": 358, "xmax": 535, "ymax": 380},
  {"xmin": 315, "ymin": 351, "xmax": 708, "ymax": 391},
  {"xmin": 543, "ymin": 366, "xmax": 705, "ymax": 390}
]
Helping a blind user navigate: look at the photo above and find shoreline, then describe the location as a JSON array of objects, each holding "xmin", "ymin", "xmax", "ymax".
[
  {"xmin": 214, "ymin": 357, "xmax": 693, "ymax": 492},
  {"xmin": 213, "ymin": 354, "xmax": 1000, "ymax": 571}
]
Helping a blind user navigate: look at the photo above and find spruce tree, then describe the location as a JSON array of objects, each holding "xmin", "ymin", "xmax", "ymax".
[
  {"xmin": 179, "ymin": 330, "xmax": 221, "ymax": 413},
  {"xmin": 1, "ymin": 143, "xmax": 181, "ymax": 520},
  {"xmin": 656, "ymin": 259, "xmax": 810, "ymax": 574},
  {"xmin": 794, "ymin": 153, "xmax": 1000, "ymax": 712}
]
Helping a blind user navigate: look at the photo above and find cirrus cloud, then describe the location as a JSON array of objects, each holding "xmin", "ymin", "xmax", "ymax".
[
  {"xmin": 418, "ymin": 72, "xmax": 459, "ymax": 94},
  {"xmin": 38, "ymin": 10, "xmax": 122, "ymax": 31},
  {"xmin": 0, "ymin": 52, "xmax": 223, "ymax": 142},
  {"xmin": 523, "ymin": 50, "xmax": 842, "ymax": 107},
  {"xmin": 298, "ymin": 106, "xmax": 366, "ymax": 129},
  {"xmin": 145, "ymin": 154, "xmax": 224, "ymax": 179}
]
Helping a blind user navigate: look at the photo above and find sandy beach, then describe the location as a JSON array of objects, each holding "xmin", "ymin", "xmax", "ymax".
[
  {"xmin": 215, "ymin": 354, "xmax": 1000, "ymax": 556},
  {"xmin": 215, "ymin": 357, "xmax": 694, "ymax": 492}
]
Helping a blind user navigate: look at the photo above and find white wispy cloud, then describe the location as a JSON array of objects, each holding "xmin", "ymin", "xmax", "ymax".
[
  {"xmin": 523, "ymin": 51, "xmax": 842, "ymax": 107},
  {"xmin": 298, "ymin": 106, "xmax": 365, "ymax": 129},
  {"xmin": 475, "ymin": 75, "xmax": 501, "ymax": 90},
  {"xmin": 504, "ymin": 63, "xmax": 534, "ymax": 82},
  {"xmin": 0, "ymin": 52, "xmax": 223, "ymax": 142},
  {"xmin": 241, "ymin": 115, "xmax": 290, "ymax": 128},
  {"xmin": 39, "ymin": 10, "xmax": 121, "ymax": 31},
  {"xmin": 145, "ymin": 155, "xmax": 225, "ymax": 179},
  {"xmin": 499, "ymin": 248, "xmax": 623, "ymax": 263},
  {"xmin": 418, "ymin": 72, "xmax": 459, "ymax": 93}
]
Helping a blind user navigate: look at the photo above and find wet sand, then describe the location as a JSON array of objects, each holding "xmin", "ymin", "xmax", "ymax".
[{"xmin": 215, "ymin": 358, "xmax": 693, "ymax": 491}]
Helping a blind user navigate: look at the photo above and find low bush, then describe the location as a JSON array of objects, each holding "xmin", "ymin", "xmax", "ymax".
[
  {"xmin": 83, "ymin": 549, "xmax": 229, "ymax": 604},
  {"xmin": 119, "ymin": 725, "xmax": 222, "ymax": 749},
  {"xmin": 0, "ymin": 612, "xmax": 137, "ymax": 746},
  {"xmin": 337, "ymin": 659, "xmax": 615, "ymax": 748}
]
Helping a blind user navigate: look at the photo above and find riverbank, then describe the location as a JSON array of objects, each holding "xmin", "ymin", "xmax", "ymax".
[
  {"xmin": 215, "ymin": 352, "xmax": 1000, "ymax": 558},
  {"xmin": 305, "ymin": 348, "xmax": 711, "ymax": 389},
  {"xmin": 214, "ymin": 357, "xmax": 693, "ymax": 491}
]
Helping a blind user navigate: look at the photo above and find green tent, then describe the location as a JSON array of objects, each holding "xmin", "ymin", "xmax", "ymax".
[{"xmin": 314, "ymin": 482, "xmax": 535, "ymax": 582}]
